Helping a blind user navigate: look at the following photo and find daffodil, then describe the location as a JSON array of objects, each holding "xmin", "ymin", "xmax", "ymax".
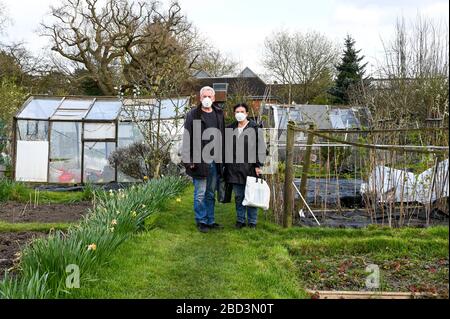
[
  {"xmin": 142, "ymin": 204, "xmax": 146, "ymax": 208},
  {"xmin": 143, "ymin": 176, "xmax": 149, "ymax": 181},
  {"xmin": 176, "ymin": 198, "xmax": 182, "ymax": 203},
  {"xmin": 109, "ymin": 227, "xmax": 115, "ymax": 233},
  {"xmin": 87, "ymin": 243, "xmax": 97, "ymax": 251},
  {"xmin": 111, "ymin": 219, "xmax": 118, "ymax": 225},
  {"xmin": 131, "ymin": 211, "xmax": 137, "ymax": 217}
]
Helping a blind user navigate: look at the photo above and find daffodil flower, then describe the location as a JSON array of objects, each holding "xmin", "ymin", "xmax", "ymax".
[
  {"xmin": 111, "ymin": 219, "xmax": 118, "ymax": 225},
  {"xmin": 87, "ymin": 243, "xmax": 97, "ymax": 251}
]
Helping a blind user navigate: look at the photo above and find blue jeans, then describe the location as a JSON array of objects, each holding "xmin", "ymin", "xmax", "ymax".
[
  {"xmin": 233, "ymin": 184, "xmax": 258, "ymax": 225},
  {"xmin": 193, "ymin": 162, "xmax": 218, "ymax": 225}
]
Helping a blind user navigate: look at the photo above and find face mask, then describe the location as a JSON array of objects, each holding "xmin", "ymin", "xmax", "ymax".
[
  {"xmin": 235, "ymin": 113, "xmax": 247, "ymax": 122},
  {"xmin": 202, "ymin": 97, "xmax": 213, "ymax": 108}
]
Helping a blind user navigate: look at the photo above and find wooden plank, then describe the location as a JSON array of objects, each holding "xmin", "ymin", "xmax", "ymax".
[{"xmin": 306, "ymin": 289, "xmax": 438, "ymax": 299}]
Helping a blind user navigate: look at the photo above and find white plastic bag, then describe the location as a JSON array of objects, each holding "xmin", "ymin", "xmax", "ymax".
[{"xmin": 242, "ymin": 176, "xmax": 271, "ymax": 210}]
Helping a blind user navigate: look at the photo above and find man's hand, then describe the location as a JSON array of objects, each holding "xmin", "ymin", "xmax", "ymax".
[{"xmin": 255, "ymin": 167, "xmax": 262, "ymax": 176}]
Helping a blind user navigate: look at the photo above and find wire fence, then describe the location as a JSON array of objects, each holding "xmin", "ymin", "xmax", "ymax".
[{"xmin": 266, "ymin": 122, "xmax": 449, "ymax": 228}]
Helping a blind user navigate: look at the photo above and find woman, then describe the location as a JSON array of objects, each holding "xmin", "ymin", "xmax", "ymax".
[{"xmin": 225, "ymin": 103, "xmax": 264, "ymax": 229}]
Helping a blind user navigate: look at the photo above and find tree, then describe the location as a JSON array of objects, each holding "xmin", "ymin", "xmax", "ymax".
[
  {"xmin": 41, "ymin": 0, "xmax": 200, "ymax": 96},
  {"xmin": 0, "ymin": 50, "xmax": 23, "ymax": 82},
  {"xmin": 356, "ymin": 14, "xmax": 449, "ymax": 128},
  {"xmin": 263, "ymin": 30, "xmax": 338, "ymax": 104},
  {"xmin": 194, "ymin": 48, "xmax": 239, "ymax": 77},
  {"xmin": 0, "ymin": 77, "xmax": 26, "ymax": 136},
  {"xmin": 329, "ymin": 35, "xmax": 368, "ymax": 105}
]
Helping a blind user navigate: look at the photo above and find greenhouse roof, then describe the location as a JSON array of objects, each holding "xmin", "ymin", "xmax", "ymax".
[{"xmin": 16, "ymin": 96, "xmax": 191, "ymax": 121}]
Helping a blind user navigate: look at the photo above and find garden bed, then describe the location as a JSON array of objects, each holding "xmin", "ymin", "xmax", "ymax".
[
  {"xmin": 0, "ymin": 232, "xmax": 46, "ymax": 280},
  {"xmin": 0, "ymin": 201, "xmax": 91, "ymax": 223},
  {"xmin": 297, "ymin": 207, "xmax": 449, "ymax": 228},
  {"xmin": 297, "ymin": 254, "xmax": 449, "ymax": 298}
]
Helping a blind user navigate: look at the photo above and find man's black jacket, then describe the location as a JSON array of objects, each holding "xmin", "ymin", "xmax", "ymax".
[{"xmin": 182, "ymin": 103, "xmax": 225, "ymax": 178}]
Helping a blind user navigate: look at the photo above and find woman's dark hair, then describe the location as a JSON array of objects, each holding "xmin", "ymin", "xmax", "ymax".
[{"xmin": 233, "ymin": 103, "xmax": 249, "ymax": 112}]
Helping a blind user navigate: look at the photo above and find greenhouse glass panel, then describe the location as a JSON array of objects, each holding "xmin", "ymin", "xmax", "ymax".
[
  {"xmin": 18, "ymin": 98, "xmax": 62, "ymax": 119},
  {"xmin": 329, "ymin": 109, "xmax": 345, "ymax": 129},
  {"xmin": 118, "ymin": 122, "xmax": 144, "ymax": 148},
  {"xmin": 86, "ymin": 100, "xmax": 122, "ymax": 120},
  {"xmin": 288, "ymin": 109, "xmax": 303, "ymax": 123},
  {"xmin": 49, "ymin": 122, "xmax": 82, "ymax": 183},
  {"xmin": 340, "ymin": 109, "xmax": 360, "ymax": 128},
  {"xmin": 58, "ymin": 99, "xmax": 93, "ymax": 110},
  {"xmin": 277, "ymin": 108, "xmax": 288, "ymax": 129},
  {"xmin": 16, "ymin": 120, "xmax": 48, "ymax": 141},
  {"xmin": 84, "ymin": 123, "xmax": 116, "ymax": 140},
  {"xmin": 51, "ymin": 99, "xmax": 93, "ymax": 120},
  {"xmin": 159, "ymin": 98, "xmax": 189, "ymax": 119},
  {"xmin": 120, "ymin": 98, "xmax": 189, "ymax": 121},
  {"xmin": 84, "ymin": 142, "xmax": 116, "ymax": 183}
]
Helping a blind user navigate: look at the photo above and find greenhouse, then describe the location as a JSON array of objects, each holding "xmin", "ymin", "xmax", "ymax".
[{"xmin": 12, "ymin": 95, "xmax": 190, "ymax": 184}]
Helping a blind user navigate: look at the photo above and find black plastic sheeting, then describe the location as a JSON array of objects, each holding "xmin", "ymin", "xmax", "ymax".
[
  {"xmin": 294, "ymin": 178, "xmax": 364, "ymax": 207},
  {"xmin": 33, "ymin": 182, "xmax": 135, "ymax": 192},
  {"xmin": 298, "ymin": 208, "xmax": 449, "ymax": 228},
  {"xmin": 293, "ymin": 178, "xmax": 449, "ymax": 228}
]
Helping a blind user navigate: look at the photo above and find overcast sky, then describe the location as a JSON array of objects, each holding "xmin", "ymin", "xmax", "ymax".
[{"xmin": 1, "ymin": 0, "xmax": 449, "ymax": 77}]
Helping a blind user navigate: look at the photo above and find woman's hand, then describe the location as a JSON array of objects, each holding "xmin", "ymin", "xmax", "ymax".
[{"xmin": 255, "ymin": 167, "xmax": 262, "ymax": 176}]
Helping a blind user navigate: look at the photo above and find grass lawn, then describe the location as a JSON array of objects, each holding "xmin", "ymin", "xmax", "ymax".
[
  {"xmin": 0, "ymin": 179, "xmax": 92, "ymax": 204},
  {"xmin": 70, "ymin": 186, "xmax": 449, "ymax": 299},
  {"xmin": 0, "ymin": 221, "xmax": 71, "ymax": 233},
  {"xmin": 6, "ymin": 181, "xmax": 442, "ymax": 298}
]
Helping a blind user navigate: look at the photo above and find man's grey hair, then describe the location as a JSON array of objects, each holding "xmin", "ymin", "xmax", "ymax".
[{"xmin": 200, "ymin": 86, "xmax": 215, "ymax": 97}]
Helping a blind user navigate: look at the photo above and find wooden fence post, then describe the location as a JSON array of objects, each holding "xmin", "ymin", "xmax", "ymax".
[
  {"xmin": 283, "ymin": 121, "xmax": 295, "ymax": 228},
  {"xmin": 298, "ymin": 123, "xmax": 315, "ymax": 213}
]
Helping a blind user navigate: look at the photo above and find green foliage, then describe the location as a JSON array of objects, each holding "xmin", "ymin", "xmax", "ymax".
[
  {"xmin": 0, "ymin": 179, "xmax": 91, "ymax": 203},
  {"xmin": 0, "ymin": 221, "xmax": 71, "ymax": 233},
  {"xmin": 0, "ymin": 271, "xmax": 51, "ymax": 299},
  {"xmin": 320, "ymin": 146, "xmax": 352, "ymax": 174},
  {"xmin": 0, "ymin": 176, "xmax": 189, "ymax": 299},
  {"xmin": 0, "ymin": 77, "xmax": 26, "ymax": 134},
  {"xmin": 0, "ymin": 178, "xmax": 28, "ymax": 202},
  {"xmin": 329, "ymin": 35, "xmax": 368, "ymax": 105}
]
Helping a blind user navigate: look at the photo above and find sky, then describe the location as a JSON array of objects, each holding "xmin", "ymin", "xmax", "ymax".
[{"xmin": 1, "ymin": 0, "xmax": 449, "ymax": 78}]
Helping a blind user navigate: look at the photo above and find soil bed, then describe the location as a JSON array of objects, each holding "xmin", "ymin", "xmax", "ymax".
[
  {"xmin": 0, "ymin": 201, "xmax": 91, "ymax": 223},
  {"xmin": 0, "ymin": 231, "xmax": 46, "ymax": 280},
  {"xmin": 298, "ymin": 207, "xmax": 449, "ymax": 228}
]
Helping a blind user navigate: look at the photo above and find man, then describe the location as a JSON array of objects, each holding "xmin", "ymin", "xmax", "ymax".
[{"xmin": 182, "ymin": 86, "xmax": 225, "ymax": 233}]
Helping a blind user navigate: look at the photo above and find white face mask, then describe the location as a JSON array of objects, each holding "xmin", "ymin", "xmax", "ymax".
[
  {"xmin": 201, "ymin": 97, "xmax": 213, "ymax": 108},
  {"xmin": 235, "ymin": 112, "xmax": 247, "ymax": 122}
]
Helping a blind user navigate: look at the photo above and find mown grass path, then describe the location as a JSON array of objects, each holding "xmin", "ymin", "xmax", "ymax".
[{"xmin": 72, "ymin": 186, "xmax": 449, "ymax": 299}]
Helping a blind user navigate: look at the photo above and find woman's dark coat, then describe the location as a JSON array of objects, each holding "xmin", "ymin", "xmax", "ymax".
[{"xmin": 224, "ymin": 120, "xmax": 266, "ymax": 185}]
